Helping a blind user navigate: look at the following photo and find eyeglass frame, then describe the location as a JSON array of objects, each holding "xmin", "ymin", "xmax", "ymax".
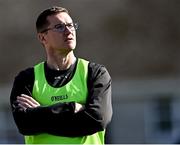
[{"xmin": 40, "ymin": 22, "xmax": 78, "ymax": 33}]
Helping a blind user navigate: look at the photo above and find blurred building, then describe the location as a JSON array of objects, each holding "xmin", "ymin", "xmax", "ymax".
[{"xmin": 1, "ymin": 0, "xmax": 180, "ymax": 143}]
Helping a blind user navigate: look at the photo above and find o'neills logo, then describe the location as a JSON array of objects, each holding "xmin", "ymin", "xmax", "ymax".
[{"xmin": 51, "ymin": 95, "xmax": 68, "ymax": 102}]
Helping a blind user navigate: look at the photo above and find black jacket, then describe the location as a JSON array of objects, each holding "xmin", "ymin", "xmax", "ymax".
[{"xmin": 10, "ymin": 58, "xmax": 112, "ymax": 137}]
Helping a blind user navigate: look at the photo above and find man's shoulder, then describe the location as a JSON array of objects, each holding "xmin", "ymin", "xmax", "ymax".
[
  {"xmin": 88, "ymin": 61, "xmax": 108, "ymax": 72},
  {"xmin": 89, "ymin": 61, "xmax": 105, "ymax": 69},
  {"xmin": 86, "ymin": 60, "xmax": 111, "ymax": 86},
  {"xmin": 88, "ymin": 61, "xmax": 110, "ymax": 78},
  {"xmin": 15, "ymin": 67, "xmax": 34, "ymax": 80},
  {"xmin": 15, "ymin": 61, "xmax": 44, "ymax": 79}
]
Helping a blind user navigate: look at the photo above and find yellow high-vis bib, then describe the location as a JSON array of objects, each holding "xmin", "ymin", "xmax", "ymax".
[{"xmin": 25, "ymin": 58, "xmax": 105, "ymax": 144}]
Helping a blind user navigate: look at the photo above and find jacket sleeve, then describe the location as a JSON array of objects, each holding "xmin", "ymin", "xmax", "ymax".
[
  {"xmin": 10, "ymin": 64, "xmax": 113, "ymax": 137},
  {"xmin": 10, "ymin": 68, "xmax": 75, "ymax": 135}
]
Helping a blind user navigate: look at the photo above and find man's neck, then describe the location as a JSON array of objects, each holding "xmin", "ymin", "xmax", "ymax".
[{"xmin": 47, "ymin": 52, "xmax": 76, "ymax": 71}]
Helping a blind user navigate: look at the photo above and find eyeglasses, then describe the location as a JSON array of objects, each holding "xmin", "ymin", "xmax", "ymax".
[{"xmin": 41, "ymin": 22, "xmax": 78, "ymax": 33}]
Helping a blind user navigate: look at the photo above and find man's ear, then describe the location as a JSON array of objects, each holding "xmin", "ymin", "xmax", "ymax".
[{"xmin": 37, "ymin": 33, "xmax": 46, "ymax": 45}]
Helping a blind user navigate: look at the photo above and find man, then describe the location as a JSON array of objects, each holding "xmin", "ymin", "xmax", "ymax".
[{"xmin": 10, "ymin": 6, "xmax": 112, "ymax": 144}]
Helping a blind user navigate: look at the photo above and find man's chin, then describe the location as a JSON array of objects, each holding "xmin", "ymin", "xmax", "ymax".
[
  {"xmin": 66, "ymin": 44, "xmax": 76, "ymax": 50},
  {"xmin": 63, "ymin": 46, "xmax": 76, "ymax": 52}
]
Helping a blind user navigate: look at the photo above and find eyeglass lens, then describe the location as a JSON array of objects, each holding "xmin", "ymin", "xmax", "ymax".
[{"xmin": 55, "ymin": 23, "xmax": 78, "ymax": 32}]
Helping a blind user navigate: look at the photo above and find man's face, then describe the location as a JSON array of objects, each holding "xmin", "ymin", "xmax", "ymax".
[{"xmin": 41, "ymin": 12, "xmax": 77, "ymax": 54}]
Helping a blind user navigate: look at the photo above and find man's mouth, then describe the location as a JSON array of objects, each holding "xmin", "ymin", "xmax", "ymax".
[{"xmin": 65, "ymin": 37, "xmax": 73, "ymax": 42}]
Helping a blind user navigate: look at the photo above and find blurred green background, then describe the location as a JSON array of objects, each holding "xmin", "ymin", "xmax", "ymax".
[{"xmin": 1, "ymin": 0, "xmax": 180, "ymax": 143}]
